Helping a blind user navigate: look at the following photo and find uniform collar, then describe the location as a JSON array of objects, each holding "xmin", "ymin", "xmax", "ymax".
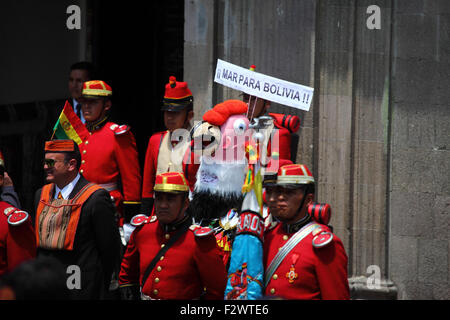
[
  {"xmin": 282, "ymin": 214, "xmax": 311, "ymax": 234},
  {"xmin": 161, "ymin": 214, "xmax": 191, "ymax": 233},
  {"xmin": 85, "ymin": 115, "xmax": 109, "ymax": 132}
]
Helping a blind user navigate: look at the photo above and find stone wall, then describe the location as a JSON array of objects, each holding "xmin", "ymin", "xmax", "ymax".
[{"xmin": 388, "ymin": 0, "xmax": 450, "ymax": 300}]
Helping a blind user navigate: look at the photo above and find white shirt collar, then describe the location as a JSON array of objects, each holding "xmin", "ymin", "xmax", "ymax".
[{"xmin": 54, "ymin": 173, "xmax": 81, "ymax": 200}]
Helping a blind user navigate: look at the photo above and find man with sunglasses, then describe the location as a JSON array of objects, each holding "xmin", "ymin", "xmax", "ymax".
[
  {"xmin": 263, "ymin": 164, "xmax": 350, "ymax": 299},
  {"xmin": 34, "ymin": 139, "xmax": 121, "ymax": 299}
]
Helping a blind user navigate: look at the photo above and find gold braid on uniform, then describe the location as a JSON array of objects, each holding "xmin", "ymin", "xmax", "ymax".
[{"xmin": 85, "ymin": 115, "xmax": 109, "ymax": 132}]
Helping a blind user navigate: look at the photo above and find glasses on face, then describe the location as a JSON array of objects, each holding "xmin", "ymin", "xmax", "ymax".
[{"xmin": 43, "ymin": 158, "xmax": 65, "ymax": 168}]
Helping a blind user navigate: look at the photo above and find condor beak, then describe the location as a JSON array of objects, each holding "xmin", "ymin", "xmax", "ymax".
[{"xmin": 190, "ymin": 121, "xmax": 221, "ymax": 156}]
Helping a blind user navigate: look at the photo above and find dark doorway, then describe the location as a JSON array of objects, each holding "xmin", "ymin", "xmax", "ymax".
[
  {"xmin": 91, "ymin": 1, "xmax": 185, "ymax": 166},
  {"xmin": 0, "ymin": 1, "xmax": 185, "ymax": 214}
]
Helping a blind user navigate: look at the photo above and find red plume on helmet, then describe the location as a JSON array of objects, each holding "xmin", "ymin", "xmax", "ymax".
[
  {"xmin": 164, "ymin": 76, "xmax": 192, "ymax": 100},
  {"xmin": 169, "ymin": 76, "xmax": 177, "ymax": 88}
]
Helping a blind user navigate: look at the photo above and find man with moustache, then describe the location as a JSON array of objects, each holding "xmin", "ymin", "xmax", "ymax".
[
  {"xmin": 34, "ymin": 139, "xmax": 121, "ymax": 299},
  {"xmin": 119, "ymin": 172, "xmax": 226, "ymax": 300},
  {"xmin": 263, "ymin": 164, "xmax": 350, "ymax": 300}
]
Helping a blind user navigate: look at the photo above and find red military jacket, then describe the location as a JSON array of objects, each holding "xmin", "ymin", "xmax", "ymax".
[
  {"xmin": 78, "ymin": 121, "xmax": 142, "ymax": 222},
  {"xmin": 0, "ymin": 201, "xmax": 36, "ymax": 276},
  {"xmin": 119, "ymin": 215, "xmax": 226, "ymax": 300},
  {"xmin": 263, "ymin": 221, "xmax": 350, "ymax": 300},
  {"xmin": 141, "ymin": 131, "xmax": 198, "ymax": 213}
]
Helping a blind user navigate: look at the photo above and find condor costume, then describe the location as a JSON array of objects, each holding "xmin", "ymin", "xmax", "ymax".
[
  {"xmin": 78, "ymin": 80, "xmax": 142, "ymax": 224},
  {"xmin": 0, "ymin": 201, "xmax": 36, "ymax": 276},
  {"xmin": 189, "ymin": 100, "xmax": 253, "ymax": 267},
  {"xmin": 119, "ymin": 172, "xmax": 226, "ymax": 300},
  {"xmin": 35, "ymin": 140, "xmax": 121, "ymax": 300}
]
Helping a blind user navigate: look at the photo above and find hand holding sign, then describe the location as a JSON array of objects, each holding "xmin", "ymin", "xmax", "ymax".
[{"xmin": 214, "ymin": 59, "xmax": 314, "ymax": 112}]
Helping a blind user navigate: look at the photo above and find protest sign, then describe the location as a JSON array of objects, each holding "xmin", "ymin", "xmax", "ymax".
[{"xmin": 214, "ymin": 59, "xmax": 314, "ymax": 111}]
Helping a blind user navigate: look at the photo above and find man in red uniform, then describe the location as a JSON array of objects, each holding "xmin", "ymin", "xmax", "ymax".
[
  {"xmin": 243, "ymin": 65, "xmax": 300, "ymax": 163},
  {"xmin": 263, "ymin": 164, "xmax": 350, "ymax": 299},
  {"xmin": 78, "ymin": 80, "xmax": 142, "ymax": 227},
  {"xmin": 119, "ymin": 171, "xmax": 227, "ymax": 300},
  {"xmin": 0, "ymin": 161, "xmax": 36, "ymax": 276},
  {"xmin": 140, "ymin": 76, "xmax": 197, "ymax": 215}
]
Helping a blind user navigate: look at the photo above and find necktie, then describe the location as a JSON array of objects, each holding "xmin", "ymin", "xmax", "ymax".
[
  {"xmin": 57, "ymin": 192, "xmax": 63, "ymax": 199},
  {"xmin": 76, "ymin": 103, "xmax": 81, "ymax": 119}
]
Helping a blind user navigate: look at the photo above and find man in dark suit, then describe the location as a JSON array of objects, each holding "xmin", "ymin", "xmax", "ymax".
[
  {"xmin": 34, "ymin": 139, "xmax": 121, "ymax": 300},
  {"xmin": 68, "ymin": 61, "xmax": 95, "ymax": 124}
]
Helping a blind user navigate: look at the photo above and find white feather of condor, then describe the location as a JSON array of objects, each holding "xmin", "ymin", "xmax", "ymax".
[{"xmin": 194, "ymin": 159, "xmax": 247, "ymax": 197}]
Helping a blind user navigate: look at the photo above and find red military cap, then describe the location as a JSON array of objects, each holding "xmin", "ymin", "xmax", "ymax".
[
  {"xmin": 263, "ymin": 159, "xmax": 293, "ymax": 186},
  {"xmin": 82, "ymin": 80, "xmax": 112, "ymax": 99},
  {"xmin": 277, "ymin": 164, "xmax": 315, "ymax": 186},
  {"xmin": 161, "ymin": 76, "xmax": 193, "ymax": 111},
  {"xmin": 153, "ymin": 172, "xmax": 189, "ymax": 193}
]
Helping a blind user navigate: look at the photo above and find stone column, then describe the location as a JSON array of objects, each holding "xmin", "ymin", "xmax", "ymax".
[
  {"xmin": 184, "ymin": 0, "xmax": 218, "ymax": 120},
  {"xmin": 315, "ymin": 0, "xmax": 397, "ymax": 299}
]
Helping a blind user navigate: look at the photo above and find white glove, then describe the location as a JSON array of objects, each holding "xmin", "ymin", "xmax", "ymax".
[{"xmin": 123, "ymin": 223, "xmax": 136, "ymax": 244}]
